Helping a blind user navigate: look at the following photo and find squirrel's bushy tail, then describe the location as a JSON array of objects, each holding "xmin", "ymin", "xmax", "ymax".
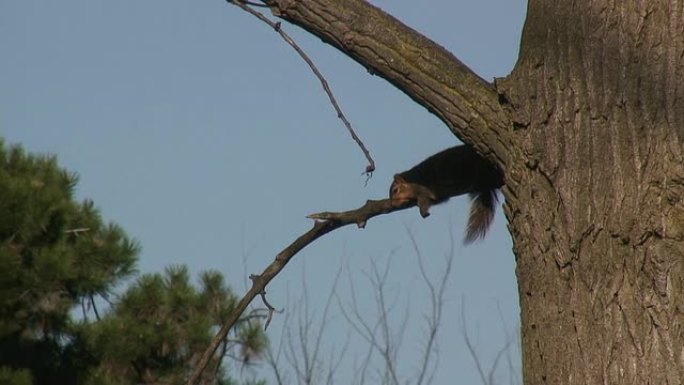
[{"xmin": 464, "ymin": 189, "xmax": 499, "ymax": 244}]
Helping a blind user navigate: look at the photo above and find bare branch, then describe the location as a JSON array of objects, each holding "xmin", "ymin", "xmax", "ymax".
[
  {"xmin": 270, "ymin": 260, "xmax": 348, "ymax": 385},
  {"xmin": 461, "ymin": 301, "xmax": 489, "ymax": 385},
  {"xmin": 81, "ymin": 298, "xmax": 88, "ymax": 321},
  {"xmin": 337, "ymin": 255, "xmax": 403, "ymax": 385},
  {"xmin": 251, "ymin": 276, "xmax": 283, "ymax": 330},
  {"xmin": 64, "ymin": 227, "xmax": 90, "ymax": 234},
  {"xmin": 265, "ymin": 0, "xmax": 512, "ymax": 164},
  {"xmin": 308, "ymin": 264, "xmax": 344, "ymax": 382},
  {"xmin": 335, "ymin": 236, "xmax": 453, "ymax": 385},
  {"xmin": 406, "ymin": 227, "xmax": 454, "ymax": 385},
  {"xmin": 188, "ymin": 197, "xmax": 420, "ymax": 384},
  {"xmin": 239, "ymin": 0, "xmax": 269, "ymax": 7},
  {"xmin": 89, "ymin": 293, "xmax": 101, "ymax": 321},
  {"xmin": 371, "ymin": 258, "xmax": 402, "ymax": 385},
  {"xmin": 229, "ymin": 0, "xmax": 376, "ymax": 173},
  {"xmin": 461, "ymin": 299, "xmax": 514, "ymax": 385},
  {"xmin": 214, "ymin": 338, "xmax": 229, "ymax": 379},
  {"xmin": 264, "ymin": 299, "xmax": 289, "ymax": 385},
  {"xmin": 496, "ymin": 303, "xmax": 521, "ymax": 385}
]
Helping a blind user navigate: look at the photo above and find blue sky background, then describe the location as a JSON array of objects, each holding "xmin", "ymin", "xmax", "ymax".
[{"xmin": 1, "ymin": 0, "xmax": 526, "ymax": 384}]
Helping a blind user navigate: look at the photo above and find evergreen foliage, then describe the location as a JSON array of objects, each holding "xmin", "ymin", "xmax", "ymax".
[{"xmin": 0, "ymin": 140, "xmax": 266, "ymax": 384}]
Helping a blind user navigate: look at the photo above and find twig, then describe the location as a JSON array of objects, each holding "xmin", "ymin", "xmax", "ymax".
[
  {"xmin": 461, "ymin": 299, "xmax": 488, "ymax": 385},
  {"xmin": 81, "ymin": 298, "xmax": 89, "ymax": 321},
  {"xmin": 65, "ymin": 227, "xmax": 90, "ymax": 235},
  {"xmin": 186, "ymin": 197, "xmax": 420, "ymax": 385},
  {"xmin": 214, "ymin": 338, "xmax": 229, "ymax": 379},
  {"xmin": 90, "ymin": 293, "xmax": 101, "ymax": 321},
  {"xmin": 408, "ymin": 227, "xmax": 454, "ymax": 385},
  {"xmin": 251, "ymin": 275, "xmax": 283, "ymax": 330},
  {"xmin": 240, "ymin": 0, "xmax": 269, "ymax": 7},
  {"xmin": 229, "ymin": 0, "xmax": 376, "ymax": 174}
]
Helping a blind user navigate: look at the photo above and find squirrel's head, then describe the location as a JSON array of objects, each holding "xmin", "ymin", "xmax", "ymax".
[
  {"xmin": 389, "ymin": 174, "xmax": 438, "ymax": 203},
  {"xmin": 389, "ymin": 175, "xmax": 409, "ymax": 200}
]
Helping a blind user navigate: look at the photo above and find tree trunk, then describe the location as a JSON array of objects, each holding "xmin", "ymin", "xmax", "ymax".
[
  {"xmin": 498, "ymin": 1, "xmax": 684, "ymax": 384},
  {"xmin": 265, "ymin": 0, "xmax": 684, "ymax": 384}
]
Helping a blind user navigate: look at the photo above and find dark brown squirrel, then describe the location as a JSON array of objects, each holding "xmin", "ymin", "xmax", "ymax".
[{"xmin": 389, "ymin": 145, "xmax": 503, "ymax": 243}]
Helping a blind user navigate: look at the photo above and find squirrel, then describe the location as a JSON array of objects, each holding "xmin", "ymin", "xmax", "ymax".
[{"xmin": 389, "ymin": 145, "xmax": 503, "ymax": 243}]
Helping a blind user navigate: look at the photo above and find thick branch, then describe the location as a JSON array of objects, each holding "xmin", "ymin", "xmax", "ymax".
[
  {"xmin": 187, "ymin": 197, "xmax": 420, "ymax": 384},
  {"xmin": 264, "ymin": 0, "xmax": 511, "ymax": 167}
]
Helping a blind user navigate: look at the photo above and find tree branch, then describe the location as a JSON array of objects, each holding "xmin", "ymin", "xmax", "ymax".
[
  {"xmin": 264, "ymin": 0, "xmax": 512, "ymax": 166},
  {"xmin": 187, "ymin": 197, "xmax": 420, "ymax": 384},
  {"xmin": 231, "ymin": 0, "xmax": 376, "ymax": 174}
]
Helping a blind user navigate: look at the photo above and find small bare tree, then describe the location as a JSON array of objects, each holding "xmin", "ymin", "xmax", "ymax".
[{"xmin": 262, "ymin": 229, "xmax": 518, "ymax": 385}]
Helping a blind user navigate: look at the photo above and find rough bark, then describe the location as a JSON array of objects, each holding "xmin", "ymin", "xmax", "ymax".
[
  {"xmin": 264, "ymin": 0, "xmax": 684, "ymax": 384},
  {"xmin": 498, "ymin": 1, "xmax": 684, "ymax": 384}
]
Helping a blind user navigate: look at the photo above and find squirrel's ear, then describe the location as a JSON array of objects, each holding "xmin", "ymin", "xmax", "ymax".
[{"xmin": 393, "ymin": 174, "xmax": 406, "ymax": 183}]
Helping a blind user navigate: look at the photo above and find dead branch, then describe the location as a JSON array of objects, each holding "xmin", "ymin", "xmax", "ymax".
[
  {"xmin": 230, "ymin": 0, "xmax": 376, "ymax": 174},
  {"xmin": 461, "ymin": 299, "xmax": 515, "ymax": 385},
  {"xmin": 187, "ymin": 197, "xmax": 419, "ymax": 385},
  {"xmin": 253, "ymin": 279, "xmax": 283, "ymax": 331},
  {"xmin": 264, "ymin": 0, "xmax": 512, "ymax": 164}
]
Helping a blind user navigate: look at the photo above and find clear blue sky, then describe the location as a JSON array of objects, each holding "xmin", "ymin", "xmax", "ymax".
[{"xmin": 1, "ymin": 0, "xmax": 526, "ymax": 384}]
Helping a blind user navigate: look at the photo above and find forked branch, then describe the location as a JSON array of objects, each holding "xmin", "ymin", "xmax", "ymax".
[{"xmin": 187, "ymin": 198, "xmax": 418, "ymax": 384}]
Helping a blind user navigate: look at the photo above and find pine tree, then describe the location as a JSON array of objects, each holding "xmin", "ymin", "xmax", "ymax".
[
  {"xmin": 0, "ymin": 140, "xmax": 266, "ymax": 384},
  {"xmin": 81, "ymin": 266, "xmax": 267, "ymax": 385}
]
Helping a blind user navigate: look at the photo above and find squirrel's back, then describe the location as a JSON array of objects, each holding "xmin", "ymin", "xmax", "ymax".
[{"xmin": 389, "ymin": 145, "xmax": 503, "ymax": 243}]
